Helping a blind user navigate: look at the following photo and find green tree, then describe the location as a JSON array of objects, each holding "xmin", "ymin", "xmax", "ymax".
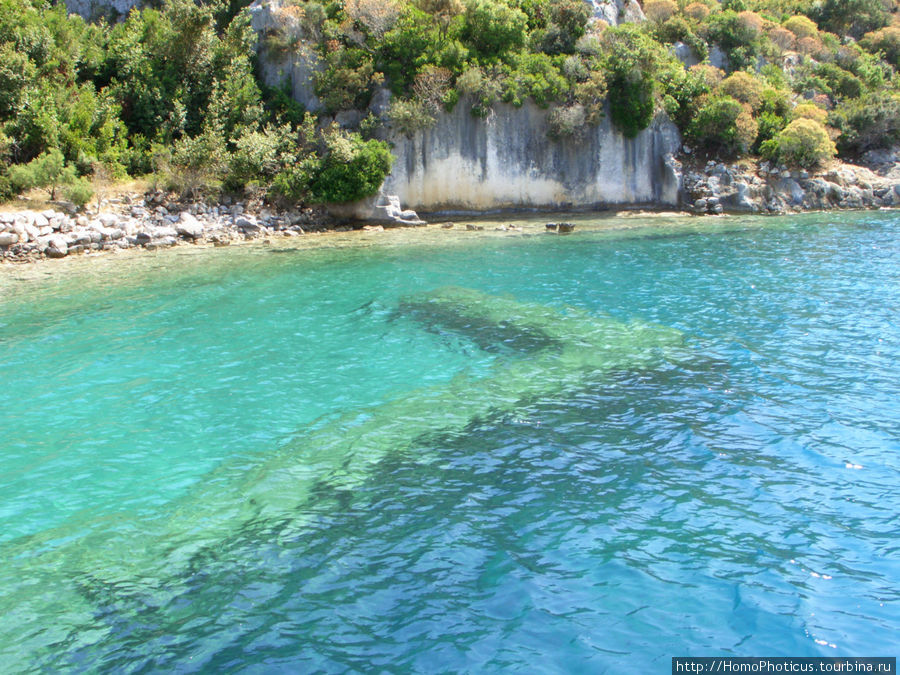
[
  {"xmin": 602, "ymin": 25, "xmax": 674, "ymax": 138},
  {"xmin": 377, "ymin": 6, "xmax": 437, "ymax": 94},
  {"xmin": 461, "ymin": 0, "xmax": 527, "ymax": 58},
  {"xmin": 534, "ymin": 0, "xmax": 591, "ymax": 55},
  {"xmin": 702, "ymin": 10, "xmax": 761, "ymax": 70},
  {"xmin": 501, "ymin": 52, "xmax": 569, "ymax": 107},
  {"xmin": 7, "ymin": 148, "xmax": 77, "ymax": 199},
  {"xmin": 0, "ymin": 43, "xmax": 33, "ymax": 118},
  {"xmin": 813, "ymin": 0, "xmax": 891, "ymax": 39}
]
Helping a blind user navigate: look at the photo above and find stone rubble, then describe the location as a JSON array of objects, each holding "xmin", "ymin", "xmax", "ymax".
[
  {"xmin": 0, "ymin": 191, "xmax": 330, "ymax": 262},
  {"xmin": 5, "ymin": 157, "xmax": 900, "ymax": 263},
  {"xmin": 683, "ymin": 158, "xmax": 900, "ymax": 215}
]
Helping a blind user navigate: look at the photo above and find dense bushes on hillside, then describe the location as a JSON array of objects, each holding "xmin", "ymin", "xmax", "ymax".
[
  {"xmin": 231, "ymin": 0, "xmax": 900, "ymax": 166},
  {"xmin": 0, "ymin": 0, "xmax": 391, "ymax": 203},
  {"xmin": 3, "ymin": 0, "xmax": 900, "ymax": 205},
  {"xmin": 761, "ymin": 117, "xmax": 837, "ymax": 166}
]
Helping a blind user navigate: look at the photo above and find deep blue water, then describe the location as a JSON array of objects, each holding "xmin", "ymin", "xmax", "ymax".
[{"xmin": 0, "ymin": 212, "xmax": 897, "ymax": 671}]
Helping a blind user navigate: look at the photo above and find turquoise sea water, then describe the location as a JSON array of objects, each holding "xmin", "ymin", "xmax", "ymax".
[{"xmin": 0, "ymin": 212, "xmax": 897, "ymax": 671}]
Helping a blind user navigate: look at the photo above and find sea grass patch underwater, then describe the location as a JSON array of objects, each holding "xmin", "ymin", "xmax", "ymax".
[{"xmin": 0, "ymin": 211, "xmax": 897, "ymax": 671}]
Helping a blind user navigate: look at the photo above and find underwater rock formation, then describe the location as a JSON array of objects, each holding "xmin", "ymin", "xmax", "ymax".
[{"xmin": 0, "ymin": 287, "xmax": 686, "ymax": 668}]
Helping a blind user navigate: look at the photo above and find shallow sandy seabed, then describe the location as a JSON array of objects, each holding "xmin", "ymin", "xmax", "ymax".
[{"xmin": 0, "ymin": 208, "xmax": 796, "ymax": 297}]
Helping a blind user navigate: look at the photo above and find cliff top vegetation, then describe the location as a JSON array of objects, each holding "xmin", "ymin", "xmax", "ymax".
[{"xmin": 2, "ymin": 0, "xmax": 900, "ymax": 207}]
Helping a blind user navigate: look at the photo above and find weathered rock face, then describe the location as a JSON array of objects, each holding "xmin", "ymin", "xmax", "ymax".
[
  {"xmin": 249, "ymin": 0, "xmax": 324, "ymax": 113},
  {"xmin": 63, "ymin": 0, "xmax": 141, "ymax": 20},
  {"xmin": 377, "ymin": 100, "xmax": 682, "ymax": 215},
  {"xmin": 672, "ymin": 41, "xmax": 701, "ymax": 67},
  {"xmin": 585, "ymin": 0, "xmax": 645, "ymax": 25},
  {"xmin": 328, "ymin": 194, "xmax": 427, "ymax": 226},
  {"xmin": 65, "ymin": 0, "xmax": 642, "ymax": 27}
]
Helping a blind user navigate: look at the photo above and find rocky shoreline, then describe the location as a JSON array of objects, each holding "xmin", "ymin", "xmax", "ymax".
[
  {"xmin": 3, "ymin": 156, "xmax": 900, "ymax": 263},
  {"xmin": 0, "ymin": 191, "xmax": 338, "ymax": 263},
  {"xmin": 683, "ymin": 156, "xmax": 900, "ymax": 215}
]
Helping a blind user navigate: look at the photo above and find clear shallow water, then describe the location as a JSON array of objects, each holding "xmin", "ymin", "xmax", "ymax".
[{"xmin": 0, "ymin": 212, "xmax": 897, "ymax": 671}]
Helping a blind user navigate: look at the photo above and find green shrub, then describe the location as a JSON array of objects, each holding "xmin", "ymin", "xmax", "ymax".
[
  {"xmin": 64, "ymin": 177, "xmax": 94, "ymax": 207},
  {"xmin": 7, "ymin": 149, "xmax": 78, "ymax": 199},
  {"xmin": 461, "ymin": 0, "xmax": 527, "ymax": 58},
  {"xmin": 702, "ymin": 10, "xmax": 762, "ymax": 70},
  {"xmin": 791, "ymin": 103, "xmax": 827, "ymax": 124},
  {"xmin": 684, "ymin": 3, "xmax": 710, "ymax": 21},
  {"xmin": 573, "ymin": 70, "xmax": 607, "ymax": 125},
  {"xmin": 643, "ymin": 0, "xmax": 678, "ymax": 23},
  {"xmin": 261, "ymin": 81, "xmax": 308, "ymax": 128},
  {"xmin": 660, "ymin": 65, "xmax": 712, "ymax": 129},
  {"xmin": 602, "ymin": 24, "xmax": 674, "ymax": 138},
  {"xmin": 751, "ymin": 85, "xmax": 791, "ymax": 149},
  {"xmin": 547, "ymin": 103, "xmax": 587, "ymax": 139},
  {"xmin": 532, "ymin": 0, "xmax": 591, "ymax": 55},
  {"xmin": 796, "ymin": 34, "xmax": 826, "ymax": 58},
  {"xmin": 0, "ymin": 43, "xmax": 34, "ymax": 117},
  {"xmin": 782, "ymin": 15, "xmax": 818, "ymax": 39},
  {"xmin": 690, "ymin": 64, "xmax": 726, "ymax": 88},
  {"xmin": 153, "ymin": 127, "xmax": 228, "ymax": 197},
  {"xmin": 768, "ymin": 26, "xmax": 796, "ymax": 51},
  {"xmin": 755, "ymin": 110, "xmax": 787, "ymax": 148},
  {"xmin": 758, "ymin": 86, "xmax": 791, "ymax": 118},
  {"xmin": 501, "ymin": 52, "xmax": 569, "ymax": 108},
  {"xmin": 653, "ymin": 16, "xmax": 709, "ymax": 61},
  {"xmin": 308, "ymin": 128, "xmax": 393, "ymax": 203},
  {"xmin": 765, "ymin": 118, "xmax": 836, "ymax": 167},
  {"xmin": 387, "ymin": 98, "xmax": 436, "ymax": 136},
  {"xmin": 609, "ymin": 77, "xmax": 655, "ymax": 138},
  {"xmin": 812, "ymin": 0, "xmax": 891, "ymax": 39},
  {"xmin": 829, "ymin": 91, "xmax": 900, "ymax": 154},
  {"xmin": 813, "ymin": 63, "xmax": 863, "ymax": 100},
  {"xmin": 687, "ymin": 96, "xmax": 758, "ymax": 156},
  {"xmin": 860, "ymin": 26, "xmax": 900, "ymax": 67},
  {"xmin": 376, "ymin": 6, "xmax": 436, "ymax": 95},
  {"xmin": 457, "ymin": 65, "xmax": 502, "ymax": 116},
  {"xmin": 0, "ymin": 173, "xmax": 13, "ymax": 202},
  {"xmin": 847, "ymin": 48, "xmax": 893, "ymax": 91},
  {"xmin": 0, "ymin": 133, "xmax": 15, "ymax": 199},
  {"xmin": 719, "ymin": 71, "xmax": 764, "ymax": 112},
  {"xmin": 736, "ymin": 11, "xmax": 764, "ymax": 35},
  {"xmin": 226, "ymin": 124, "xmax": 296, "ymax": 190},
  {"xmin": 749, "ymin": 0, "xmax": 814, "ymax": 22},
  {"xmin": 270, "ymin": 156, "xmax": 320, "ymax": 202},
  {"xmin": 314, "ymin": 47, "xmax": 378, "ymax": 113}
]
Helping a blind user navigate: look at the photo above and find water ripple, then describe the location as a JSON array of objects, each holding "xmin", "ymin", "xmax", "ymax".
[{"xmin": 0, "ymin": 212, "xmax": 898, "ymax": 671}]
